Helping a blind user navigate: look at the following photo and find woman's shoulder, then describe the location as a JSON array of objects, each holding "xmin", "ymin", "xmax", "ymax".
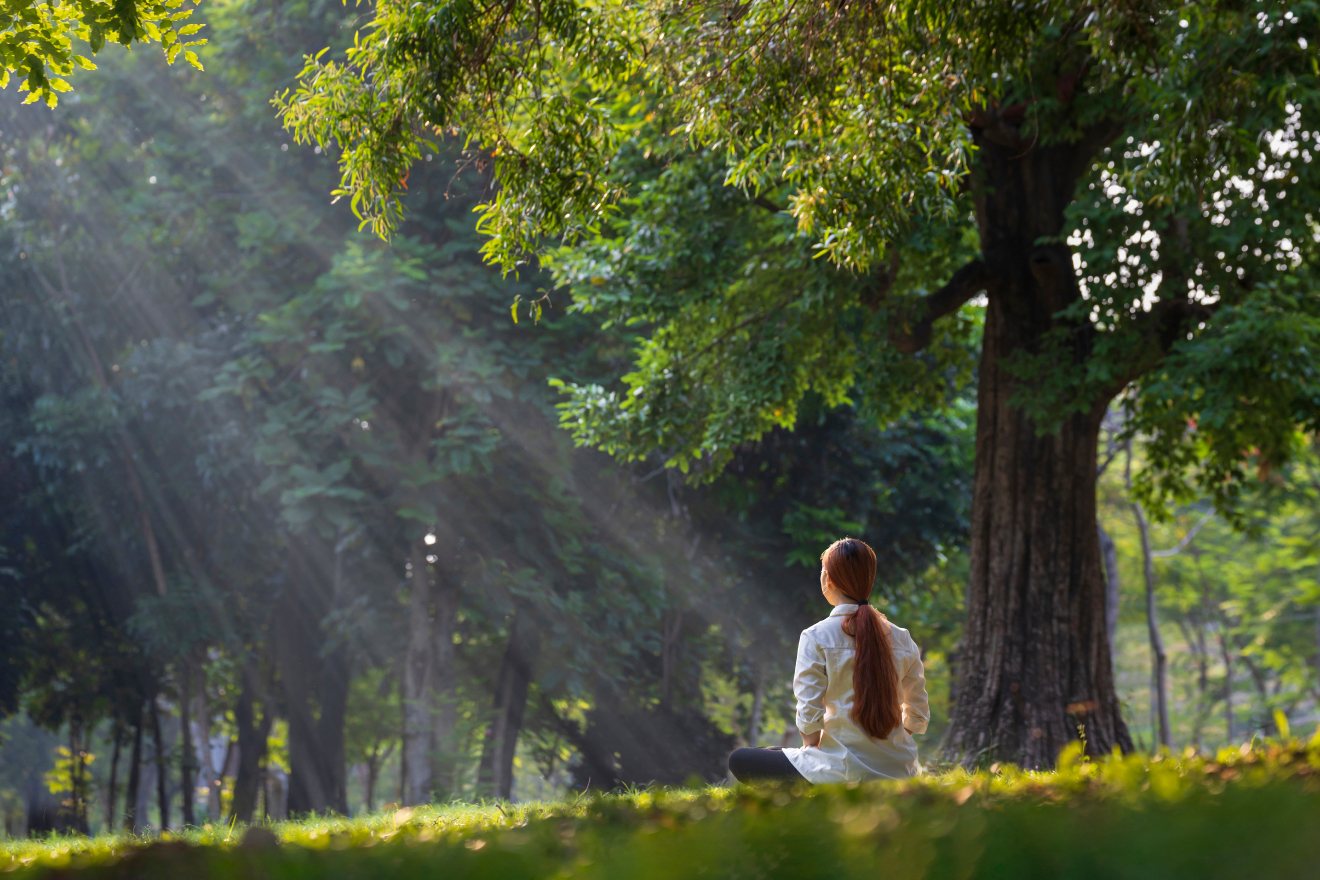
[
  {"xmin": 884, "ymin": 619, "xmax": 920, "ymax": 651},
  {"xmin": 801, "ymin": 614, "xmax": 845, "ymax": 640}
]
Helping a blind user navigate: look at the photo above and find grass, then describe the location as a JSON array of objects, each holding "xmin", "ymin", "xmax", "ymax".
[{"xmin": 4, "ymin": 733, "xmax": 1319, "ymax": 879}]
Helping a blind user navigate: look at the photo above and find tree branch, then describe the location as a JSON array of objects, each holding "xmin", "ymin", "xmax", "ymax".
[
  {"xmin": 1102, "ymin": 296, "xmax": 1217, "ymax": 398},
  {"xmin": 1151, "ymin": 510, "xmax": 1215, "ymax": 558},
  {"xmin": 889, "ymin": 259, "xmax": 990, "ymax": 354}
]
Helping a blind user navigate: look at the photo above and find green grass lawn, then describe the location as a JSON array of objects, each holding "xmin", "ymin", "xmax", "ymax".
[{"xmin": 5, "ymin": 736, "xmax": 1319, "ymax": 879}]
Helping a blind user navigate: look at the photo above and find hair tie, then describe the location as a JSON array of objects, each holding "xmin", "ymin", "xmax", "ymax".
[{"xmin": 850, "ymin": 596, "xmax": 869, "ymax": 606}]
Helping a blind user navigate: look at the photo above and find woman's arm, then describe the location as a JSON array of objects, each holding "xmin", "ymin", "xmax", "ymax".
[
  {"xmin": 793, "ymin": 629, "xmax": 828, "ymax": 746},
  {"xmin": 899, "ymin": 632, "xmax": 931, "ymax": 736}
]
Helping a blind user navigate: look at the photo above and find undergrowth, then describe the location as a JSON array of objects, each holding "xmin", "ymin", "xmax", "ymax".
[{"xmin": 3, "ymin": 732, "xmax": 1319, "ymax": 878}]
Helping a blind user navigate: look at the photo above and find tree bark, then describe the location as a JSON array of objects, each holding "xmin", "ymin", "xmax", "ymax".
[
  {"xmin": 476, "ymin": 614, "xmax": 541, "ymax": 800},
  {"xmin": 123, "ymin": 708, "xmax": 143, "ymax": 832},
  {"xmin": 943, "ymin": 129, "xmax": 1133, "ymax": 768}
]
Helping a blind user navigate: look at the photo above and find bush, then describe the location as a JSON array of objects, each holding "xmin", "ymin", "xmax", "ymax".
[{"xmin": 4, "ymin": 735, "xmax": 1319, "ymax": 879}]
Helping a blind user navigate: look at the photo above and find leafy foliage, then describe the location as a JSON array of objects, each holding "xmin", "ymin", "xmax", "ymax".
[{"xmin": 0, "ymin": 0, "xmax": 206, "ymax": 106}]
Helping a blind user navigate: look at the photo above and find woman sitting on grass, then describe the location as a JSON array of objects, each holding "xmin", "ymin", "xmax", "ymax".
[{"xmin": 728, "ymin": 537, "xmax": 929, "ymax": 784}]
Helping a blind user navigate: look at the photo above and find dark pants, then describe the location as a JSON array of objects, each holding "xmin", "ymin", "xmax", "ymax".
[{"xmin": 727, "ymin": 747, "xmax": 807, "ymax": 784}]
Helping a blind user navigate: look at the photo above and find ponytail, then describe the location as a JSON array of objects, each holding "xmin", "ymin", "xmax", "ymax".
[{"xmin": 822, "ymin": 539, "xmax": 903, "ymax": 740}]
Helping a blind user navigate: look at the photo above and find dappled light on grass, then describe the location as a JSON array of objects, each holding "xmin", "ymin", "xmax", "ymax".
[{"xmin": 5, "ymin": 733, "xmax": 1319, "ymax": 877}]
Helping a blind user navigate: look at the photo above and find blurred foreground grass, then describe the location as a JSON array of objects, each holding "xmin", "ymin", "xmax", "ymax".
[{"xmin": 4, "ymin": 733, "xmax": 1319, "ymax": 879}]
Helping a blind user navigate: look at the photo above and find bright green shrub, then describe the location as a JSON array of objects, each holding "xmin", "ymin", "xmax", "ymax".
[{"xmin": 5, "ymin": 736, "xmax": 1319, "ymax": 879}]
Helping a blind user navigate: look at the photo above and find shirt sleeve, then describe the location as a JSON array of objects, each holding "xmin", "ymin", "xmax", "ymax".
[
  {"xmin": 899, "ymin": 631, "xmax": 930, "ymax": 735},
  {"xmin": 793, "ymin": 628, "xmax": 828, "ymax": 735}
]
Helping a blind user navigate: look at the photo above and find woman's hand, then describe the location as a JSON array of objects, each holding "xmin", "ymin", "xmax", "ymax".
[{"xmin": 800, "ymin": 729, "xmax": 822, "ymax": 748}]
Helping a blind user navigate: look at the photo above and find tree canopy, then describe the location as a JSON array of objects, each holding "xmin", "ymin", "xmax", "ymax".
[{"xmin": 278, "ymin": 0, "xmax": 1318, "ymax": 503}]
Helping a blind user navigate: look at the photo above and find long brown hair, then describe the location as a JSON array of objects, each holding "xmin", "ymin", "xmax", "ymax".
[{"xmin": 822, "ymin": 538, "xmax": 902, "ymax": 740}]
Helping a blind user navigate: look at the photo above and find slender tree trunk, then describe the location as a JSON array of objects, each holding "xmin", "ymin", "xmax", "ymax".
[
  {"xmin": 317, "ymin": 645, "xmax": 351, "ymax": 815},
  {"xmin": 150, "ymin": 698, "xmax": 169, "ymax": 832},
  {"xmin": 402, "ymin": 541, "xmax": 434, "ymax": 806},
  {"xmin": 660, "ymin": 610, "xmax": 683, "ymax": 709},
  {"xmin": 231, "ymin": 664, "xmax": 273, "ymax": 823},
  {"xmin": 106, "ymin": 728, "xmax": 121, "ymax": 831},
  {"xmin": 68, "ymin": 721, "xmax": 89, "ymax": 834},
  {"xmin": 1314, "ymin": 601, "xmax": 1320, "ymax": 696},
  {"xmin": 180, "ymin": 663, "xmax": 195, "ymax": 827},
  {"xmin": 193, "ymin": 665, "xmax": 219, "ymax": 820},
  {"xmin": 123, "ymin": 708, "xmax": 143, "ymax": 832},
  {"xmin": 1130, "ymin": 485, "xmax": 1170, "ymax": 749},
  {"xmin": 943, "ymin": 132, "xmax": 1132, "ymax": 768},
  {"xmin": 276, "ymin": 540, "xmax": 347, "ymax": 816},
  {"xmin": 1098, "ymin": 524, "xmax": 1121, "ymax": 654},
  {"xmin": 365, "ymin": 756, "xmax": 378, "ymax": 814},
  {"xmin": 477, "ymin": 615, "xmax": 541, "ymax": 800},
  {"xmin": 1179, "ymin": 617, "xmax": 1210, "ymax": 750},
  {"xmin": 277, "ymin": 554, "xmax": 323, "ymax": 816},
  {"xmin": 1217, "ymin": 630, "xmax": 1234, "ymax": 743},
  {"xmin": 747, "ymin": 671, "xmax": 765, "ymax": 748},
  {"xmin": 1239, "ymin": 651, "xmax": 1275, "ymax": 735},
  {"xmin": 429, "ymin": 559, "xmax": 460, "ymax": 800}
]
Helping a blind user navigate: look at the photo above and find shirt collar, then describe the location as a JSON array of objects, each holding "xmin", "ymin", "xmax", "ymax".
[{"xmin": 829, "ymin": 604, "xmax": 859, "ymax": 617}]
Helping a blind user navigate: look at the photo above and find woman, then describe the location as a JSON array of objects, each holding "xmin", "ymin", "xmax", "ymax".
[{"xmin": 727, "ymin": 538, "xmax": 929, "ymax": 783}]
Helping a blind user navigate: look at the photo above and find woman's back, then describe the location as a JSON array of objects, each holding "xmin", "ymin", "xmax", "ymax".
[
  {"xmin": 725, "ymin": 538, "xmax": 930, "ymax": 786},
  {"xmin": 782, "ymin": 604, "xmax": 929, "ymax": 783}
]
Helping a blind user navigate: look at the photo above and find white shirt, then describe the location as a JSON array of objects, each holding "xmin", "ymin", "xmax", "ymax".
[{"xmin": 783, "ymin": 604, "xmax": 930, "ymax": 783}]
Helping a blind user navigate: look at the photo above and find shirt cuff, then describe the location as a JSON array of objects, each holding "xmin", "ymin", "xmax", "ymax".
[
  {"xmin": 797, "ymin": 718, "xmax": 824, "ymax": 736},
  {"xmin": 902, "ymin": 709, "xmax": 928, "ymax": 735}
]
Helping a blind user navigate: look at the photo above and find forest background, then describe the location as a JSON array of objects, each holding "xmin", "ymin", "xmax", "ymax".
[{"xmin": 0, "ymin": 0, "xmax": 1317, "ymax": 837}]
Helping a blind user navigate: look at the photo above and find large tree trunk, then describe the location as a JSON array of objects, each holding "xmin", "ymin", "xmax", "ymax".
[
  {"xmin": 943, "ymin": 133, "xmax": 1133, "ymax": 768},
  {"xmin": 476, "ymin": 614, "xmax": 541, "ymax": 800}
]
